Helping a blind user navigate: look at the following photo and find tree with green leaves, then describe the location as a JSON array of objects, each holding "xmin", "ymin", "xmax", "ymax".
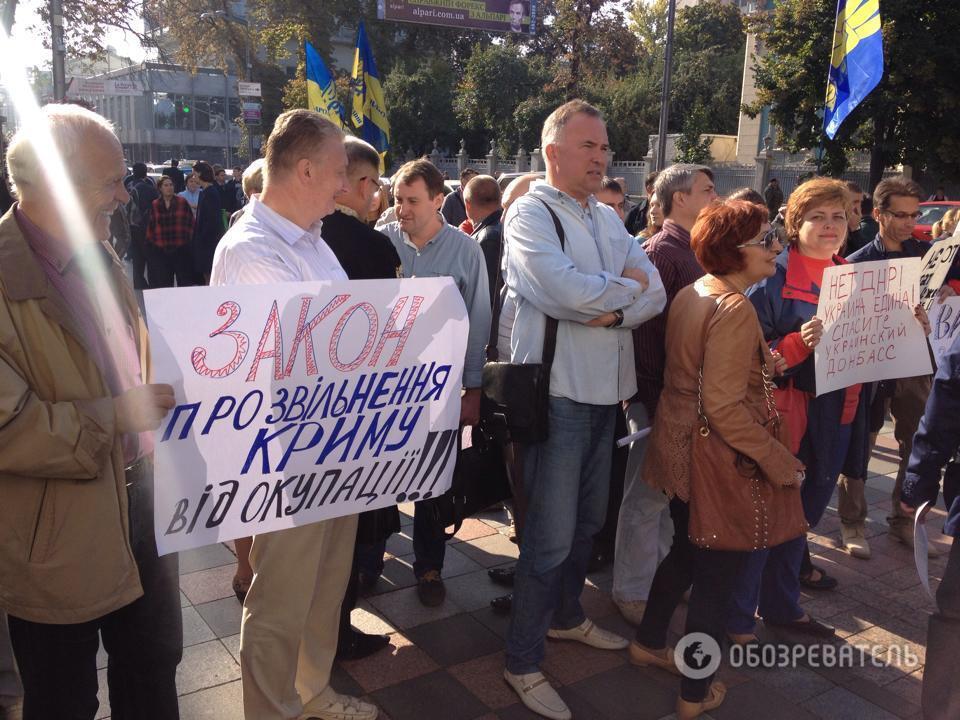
[{"xmin": 747, "ymin": 0, "xmax": 960, "ymax": 186}]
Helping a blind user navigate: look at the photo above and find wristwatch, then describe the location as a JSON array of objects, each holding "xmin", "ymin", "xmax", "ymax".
[{"xmin": 609, "ymin": 309, "xmax": 624, "ymax": 328}]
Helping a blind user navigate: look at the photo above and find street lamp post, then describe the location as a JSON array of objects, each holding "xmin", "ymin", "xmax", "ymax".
[
  {"xmin": 655, "ymin": 0, "xmax": 677, "ymax": 172},
  {"xmin": 51, "ymin": 0, "xmax": 67, "ymax": 100},
  {"xmin": 200, "ymin": 10, "xmax": 255, "ymax": 164}
]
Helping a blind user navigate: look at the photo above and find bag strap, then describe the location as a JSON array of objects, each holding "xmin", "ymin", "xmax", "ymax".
[
  {"xmin": 758, "ymin": 341, "xmax": 780, "ymax": 426},
  {"xmin": 487, "ymin": 196, "xmax": 566, "ymax": 366},
  {"xmin": 533, "ymin": 198, "xmax": 565, "ymax": 366},
  {"xmin": 696, "ymin": 292, "xmax": 737, "ymax": 434},
  {"xmin": 486, "ymin": 227, "xmax": 506, "ymax": 362}
]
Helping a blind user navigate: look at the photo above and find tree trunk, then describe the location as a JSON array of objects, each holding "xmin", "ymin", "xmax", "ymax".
[{"xmin": 1, "ymin": 0, "xmax": 17, "ymax": 34}]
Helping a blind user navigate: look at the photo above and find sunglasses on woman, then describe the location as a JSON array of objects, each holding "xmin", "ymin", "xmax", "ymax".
[{"xmin": 738, "ymin": 227, "xmax": 780, "ymax": 251}]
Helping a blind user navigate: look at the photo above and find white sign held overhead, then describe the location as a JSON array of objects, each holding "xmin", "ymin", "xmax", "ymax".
[
  {"xmin": 814, "ymin": 258, "xmax": 933, "ymax": 395},
  {"xmin": 238, "ymin": 81, "xmax": 262, "ymax": 97},
  {"xmin": 144, "ymin": 278, "xmax": 469, "ymax": 555}
]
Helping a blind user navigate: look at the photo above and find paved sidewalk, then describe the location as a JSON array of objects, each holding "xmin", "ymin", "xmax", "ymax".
[{"xmin": 95, "ymin": 428, "xmax": 947, "ymax": 719}]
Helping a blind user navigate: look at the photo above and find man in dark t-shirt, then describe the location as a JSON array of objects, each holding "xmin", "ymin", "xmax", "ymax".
[{"xmin": 320, "ymin": 136, "xmax": 400, "ymax": 661}]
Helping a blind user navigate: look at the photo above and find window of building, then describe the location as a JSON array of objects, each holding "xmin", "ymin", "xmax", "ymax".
[{"xmin": 153, "ymin": 92, "xmax": 192, "ymax": 130}]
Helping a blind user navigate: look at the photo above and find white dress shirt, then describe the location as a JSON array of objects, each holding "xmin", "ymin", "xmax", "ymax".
[{"xmin": 210, "ymin": 196, "xmax": 348, "ymax": 285}]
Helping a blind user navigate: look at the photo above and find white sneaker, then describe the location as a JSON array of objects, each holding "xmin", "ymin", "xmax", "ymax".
[
  {"xmin": 503, "ymin": 670, "xmax": 572, "ymax": 720},
  {"xmin": 301, "ymin": 691, "xmax": 379, "ymax": 720},
  {"xmin": 614, "ymin": 599, "xmax": 647, "ymax": 626},
  {"xmin": 546, "ymin": 619, "xmax": 628, "ymax": 650}
]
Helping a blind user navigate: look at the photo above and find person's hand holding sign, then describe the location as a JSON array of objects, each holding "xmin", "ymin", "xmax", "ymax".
[
  {"xmin": 114, "ymin": 384, "xmax": 176, "ymax": 433},
  {"xmin": 914, "ymin": 304, "xmax": 932, "ymax": 336},
  {"xmin": 936, "ymin": 285, "xmax": 957, "ymax": 304},
  {"xmin": 800, "ymin": 317, "xmax": 823, "ymax": 349},
  {"xmin": 460, "ymin": 387, "xmax": 481, "ymax": 427}
]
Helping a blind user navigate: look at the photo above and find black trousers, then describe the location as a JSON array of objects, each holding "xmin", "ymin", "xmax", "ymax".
[
  {"xmin": 8, "ymin": 466, "xmax": 182, "ymax": 720},
  {"xmin": 129, "ymin": 227, "xmax": 149, "ymax": 290},
  {"xmin": 923, "ymin": 536, "xmax": 960, "ymax": 720},
  {"xmin": 636, "ymin": 498, "xmax": 748, "ymax": 702},
  {"xmin": 146, "ymin": 244, "xmax": 196, "ymax": 288}
]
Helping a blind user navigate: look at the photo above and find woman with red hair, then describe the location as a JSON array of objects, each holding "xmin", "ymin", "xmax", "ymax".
[
  {"xmin": 726, "ymin": 178, "xmax": 873, "ymax": 645},
  {"xmin": 628, "ymin": 199, "xmax": 805, "ymax": 719}
]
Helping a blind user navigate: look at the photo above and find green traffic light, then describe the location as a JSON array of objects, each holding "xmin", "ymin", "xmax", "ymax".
[{"xmin": 183, "ymin": 106, "xmax": 190, "ymax": 113}]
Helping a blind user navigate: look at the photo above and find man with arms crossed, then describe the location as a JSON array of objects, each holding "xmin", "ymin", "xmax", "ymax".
[{"xmin": 502, "ymin": 100, "xmax": 666, "ymax": 720}]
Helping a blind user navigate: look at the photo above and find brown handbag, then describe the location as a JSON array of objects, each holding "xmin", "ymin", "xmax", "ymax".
[{"xmin": 687, "ymin": 297, "xmax": 809, "ymax": 552}]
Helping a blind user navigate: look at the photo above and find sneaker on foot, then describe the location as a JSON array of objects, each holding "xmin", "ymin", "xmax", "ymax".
[
  {"xmin": 547, "ymin": 619, "xmax": 628, "ymax": 650},
  {"xmin": 302, "ymin": 690, "xmax": 378, "ymax": 720},
  {"xmin": 840, "ymin": 524, "xmax": 871, "ymax": 559},
  {"xmin": 417, "ymin": 569, "xmax": 446, "ymax": 607},
  {"xmin": 614, "ymin": 599, "xmax": 647, "ymax": 626},
  {"xmin": 503, "ymin": 670, "xmax": 571, "ymax": 720}
]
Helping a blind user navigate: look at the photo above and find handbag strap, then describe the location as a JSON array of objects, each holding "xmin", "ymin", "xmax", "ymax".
[
  {"xmin": 696, "ymin": 292, "xmax": 737, "ymax": 433},
  {"xmin": 487, "ymin": 196, "xmax": 566, "ymax": 365}
]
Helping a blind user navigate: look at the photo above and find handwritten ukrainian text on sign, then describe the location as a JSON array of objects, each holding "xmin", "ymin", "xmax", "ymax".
[
  {"xmin": 815, "ymin": 259, "xmax": 932, "ymax": 396},
  {"xmin": 144, "ymin": 279, "xmax": 468, "ymax": 555},
  {"xmin": 918, "ymin": 235, "xmax": 960, "ymax": 310},
  {"xmin": 930, "ymin": 297, "xmax": 960, "ymax": 366}
]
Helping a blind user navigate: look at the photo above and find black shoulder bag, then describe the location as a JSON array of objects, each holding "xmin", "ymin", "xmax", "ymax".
[{"xmin": 481, "ymin": 198, "xmax": 565, "ymax": 444}]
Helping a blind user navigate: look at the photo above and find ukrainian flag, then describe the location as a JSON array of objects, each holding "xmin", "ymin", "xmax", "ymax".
[
  {"xmin": 350, "ymin": 21, "xmax": 390, "ymax": 160},
  {"xmin": 305, "ymin": 41, "xmax": 344, "ymax": 128},
  {"xmin": 823, "ymin": 0, "xmax": 884, "ymax": 140}
]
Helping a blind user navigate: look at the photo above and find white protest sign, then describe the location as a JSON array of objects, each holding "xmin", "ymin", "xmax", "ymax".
[
  {"xmin": 144, "ymin": 278, "xmax": 469, "ymax": 555},
  {"xmin": 815, "ymin": 258, "xmax": 932, "ymax": 396},
  {"xmin": 929, "ymin": 297, "xmax": 960, "ymax": 366},
  {"xmin": 918, "ymin": 234, "xmax": 960, "ymax": 310}
]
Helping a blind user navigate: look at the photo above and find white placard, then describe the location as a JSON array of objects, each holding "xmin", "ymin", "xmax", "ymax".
[
  {"xmin": 144, "ymin": 278, "xmax": 468, "ymax": 555},
  {"xmin": 919, "ymin": 234, "xmax": 960, "ymax": 310},
  {"xmin": 929, "ymin": 297, "xmax": 960, "ymax": 366},
  {"xmin": 238, "ymin": 81, "xmax": 262, "ymax": 97},
  {"xmin": 815, "ymin": 258, "xmax": 932, "ymax": 396}
]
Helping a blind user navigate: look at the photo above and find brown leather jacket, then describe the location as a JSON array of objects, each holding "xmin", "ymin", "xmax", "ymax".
[
  {"xmin": 643, "ymin": 274, "xmax": 798, "ymax": 502},
  {"xmin": 0, "ymin": 206, "xmax": 148, "ymax": 623}
]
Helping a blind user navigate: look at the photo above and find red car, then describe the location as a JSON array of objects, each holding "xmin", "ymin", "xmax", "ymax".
[{"xmin": 914, "ymin": 201, "xmax": 960, "ymax": 241}]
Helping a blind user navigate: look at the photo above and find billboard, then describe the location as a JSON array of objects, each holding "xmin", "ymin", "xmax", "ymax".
[{"xmin": 377, "ymin": 0, "xmax": 538, "ymax": 35}]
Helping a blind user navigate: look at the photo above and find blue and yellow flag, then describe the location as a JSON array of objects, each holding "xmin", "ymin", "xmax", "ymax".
[
  {"xmin": 823, "ymin": 0, "xmax": 883, "ymax": 140},
  {"xmin": 350, "ymin": 22, "xmax": 390, "ymax": 159},
  {"xmin": 305, "ymin": 41, "xmax": 344, "ymax": 128}
]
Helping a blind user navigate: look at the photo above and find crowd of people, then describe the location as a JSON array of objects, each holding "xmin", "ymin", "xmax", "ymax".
[{"xmin": 0, "ymin": 98, "xmax": 958, "ymax": 720}]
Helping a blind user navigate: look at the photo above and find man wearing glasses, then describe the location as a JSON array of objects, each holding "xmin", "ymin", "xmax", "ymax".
[{"xmin": 841, "ymin": 176, "xmax": 942, "ymax": 558}]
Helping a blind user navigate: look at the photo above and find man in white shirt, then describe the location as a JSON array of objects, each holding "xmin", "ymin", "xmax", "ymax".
[{"xmin": 210, "ymin": 110, "xmax": 378, "ymax": 720}]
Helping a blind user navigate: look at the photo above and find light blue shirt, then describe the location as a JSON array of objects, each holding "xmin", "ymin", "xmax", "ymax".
[
  {"xmin": 503, "ymin": 180, "xmax": 666, "ymax": 405},
  {"xmin": 380, "ymin": 218, "xmax": 491, "ymax": 388}
]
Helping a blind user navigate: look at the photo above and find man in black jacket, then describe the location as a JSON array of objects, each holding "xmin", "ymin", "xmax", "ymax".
[
  {"xmin": 624, "ymin": 171, "xmax": 658, "ymax": 236},
  {"xmin": 440, "ymin": 166, "xmax": 479, "ymax": 228},
  {"xmin": 161, "ymin": 159, "xmax": 185, "ymax": 193},
  {"xmin": 463, "ymin": 174, "xmax": 503, "ymax": 305},
  {"xmin": 129, "ymin": 162, "xmax": 159, "ymax": 289},
  {"xmin": 320, "ymin": 136, "xmax": 401, "ymax": 661}
]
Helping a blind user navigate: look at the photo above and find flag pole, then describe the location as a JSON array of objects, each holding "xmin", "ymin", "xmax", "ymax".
[{"xmin": 819, "ymin": 0, "xmax": 844, "ymax": 176}]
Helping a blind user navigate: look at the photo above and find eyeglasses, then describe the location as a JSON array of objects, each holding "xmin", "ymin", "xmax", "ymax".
[
  {"xmin": 738, "ymin": 227, "xmax": 780, "ymax": 251},
  {"xmin": 882, "ymin": 210, "xmax": 923, "ymax": 220}
]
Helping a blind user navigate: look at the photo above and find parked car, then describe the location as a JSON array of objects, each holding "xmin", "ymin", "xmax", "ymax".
[{"xmin": 914, "ymin": 201, "xmax": 960, "ymax": 241}]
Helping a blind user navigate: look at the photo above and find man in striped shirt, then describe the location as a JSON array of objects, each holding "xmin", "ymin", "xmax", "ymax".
[{"xmin": 210, "ymin": 110, "xmax": 378, "ymax": 720}]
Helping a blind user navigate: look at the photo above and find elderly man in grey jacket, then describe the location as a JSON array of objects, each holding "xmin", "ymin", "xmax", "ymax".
[{"xmin": 501, "ymin": 100, "xmax": 666, "ymax": 720}]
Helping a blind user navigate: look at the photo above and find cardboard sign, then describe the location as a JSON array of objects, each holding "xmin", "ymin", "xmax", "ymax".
[
  {"xmin": 815, "ymin": 258, "xmax": 932, "ymax": 395},
  {"xmin": 929, "ymin": 297, "xmax": 960, "ymax": 366},
  {"xmin": 919, "ymin": 235, "xmax": 960, "ymax": 310},
  {"xmin": 144, "ymin": 278, "xmax": 468, "ymax": 555}
]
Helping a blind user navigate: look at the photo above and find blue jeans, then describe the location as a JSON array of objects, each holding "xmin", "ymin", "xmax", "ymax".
[
  {"xmin": 505, "ymin": 397, "xmax": 616, "ymax": 675},
  {"xmin": 728, "ymin": 422, "xmax": 853, "ymax": 632}
]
